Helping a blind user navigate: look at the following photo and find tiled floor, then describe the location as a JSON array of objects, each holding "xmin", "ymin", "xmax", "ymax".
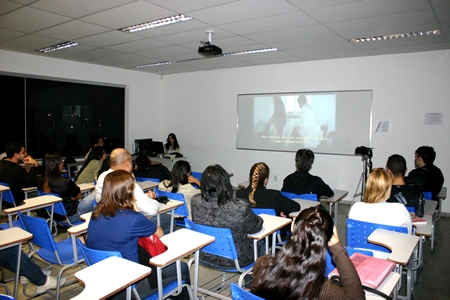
[{"xmin": 1, "ymin": 203, "xmax": 450, "ymax": 299}]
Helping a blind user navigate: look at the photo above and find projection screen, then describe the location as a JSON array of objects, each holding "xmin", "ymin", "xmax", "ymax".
[{"xmin": 236, "ymin": 90, "xmax": 372, "ymax": 156}]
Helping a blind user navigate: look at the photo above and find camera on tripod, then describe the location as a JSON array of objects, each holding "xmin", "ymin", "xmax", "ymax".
[{"xmin": 355, "ymin": 146, "xmax": 373, "ymax": 159}]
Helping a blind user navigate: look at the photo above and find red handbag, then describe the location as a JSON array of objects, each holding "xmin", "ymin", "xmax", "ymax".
[{"xmin": 138, "ymin": 234, "xmax": 167, "ymax": 257}]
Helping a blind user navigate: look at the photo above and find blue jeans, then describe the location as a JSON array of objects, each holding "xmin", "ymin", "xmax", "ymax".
[
  {"xmin": 0, "ymin": 247, "xmax": 46, "ymax": 286},
  {"xmin": 68, "ymin": 197, "xmax": 95, "ymax": 223}
]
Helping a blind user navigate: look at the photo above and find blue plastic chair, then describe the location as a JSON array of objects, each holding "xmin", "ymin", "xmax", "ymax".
[
  {"xmin": 0, "ymin": 182, "xmax": 24, "ymax": 230},
  {"xmin": 18, "ymin": 213, "xmax": 84, "ymax": 300},
  {"xmin": 136, "ymin": 177, "xmax": 161, "ymax": 183},
  {"xmin": 422, "ymin": 191, "xmax": 432, "ymax": 200},
  {"xmin": 346, "ymin": 218, "xmax": 408, "ymax": 254},
  {"xmin": 185, "ymin": 219, "xmax": 254, "ymax": 296},
  {"xmin": 251, "ymin": 208, "xmax": 285, "ymax": 248},
  {"xmin": 0, "ymin": 294, "xmax": 15, "ymax": 300},
  {"xmin": 76, "ymin": 239, "xmax": 190, "ymax": 300},
  {"xmin": 280, "ymin": 191, "xmax": 318, "ymax": 201},
  {"xmin": 156, "ymin": 190, "xmax": 189, "ymax": 227},
  {"xmin": 191, "ymin": 172, "xmax": 202, "ymax": 180},
  {"xmin": 37, "ymin": 190, "xmax": 84, "ymax": 235},
  {"xmin": 230, "ymin": 283, "xmax": 264, "ymax": 300}
]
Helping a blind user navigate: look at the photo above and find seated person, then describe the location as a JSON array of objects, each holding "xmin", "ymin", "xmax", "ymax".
[
  {"xmin": 158, "ymin": 160, "xmax": 200, "ymax": 217},
  {"xmin": 84, "ymin": 135, "xmax": 104, "ymax": 160},
  {"xmin": 133, "ymin": 154, "xmax": 171, "ymax": 182},
  {"xmin": 75, "ymin": 146, "xmax": 106, "ymax": 184},
  {"xmin": 87, "ymin": 170, "xmax": 190, "ymax": 299},
  {"xmin": 164, "ymin": 133, "xmax": 180, "ymax": 154},
  {"xmin": 39, "ymin": 152, "xmax": 94, "ymax": 223},
  {"xmin": 236, "ymin": 162, "xmax": 300, "ymax": 237},
  {"xmin": 349, "ymin": 168, "xmax": 412, "ymax": 256},
  {"xmin": 282, "ymin": 149, "xmax": 334, "ymax": 197},
  {"xmin": 0, "ymin": 246, "xmax": 66, "ymax": 294},
  {"xmin": 252, "ymin": 207, "xmax": 364, "ymax": 300},
  {"xmin": 0, "ymin": 141, "xmax": 39, "ymax": 206},
  {"xmin": 405, "ymin": 146, "xmax": 444, "ymax": 199},
  {"xmin": 191, "ymin": 164, "xmax": 263, "ymax": 268},
  {"xmin": 386, "ymin": 154, "xmax": 423, "ymax": 216}
]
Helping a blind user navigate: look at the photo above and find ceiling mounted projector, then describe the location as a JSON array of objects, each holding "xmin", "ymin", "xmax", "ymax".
[{"xmin": 198, "ymin": 30, "xmax": 223, "ymax": 57}]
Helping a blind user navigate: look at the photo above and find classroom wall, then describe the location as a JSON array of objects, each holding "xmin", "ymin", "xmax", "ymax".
[
  {"xmin": 0, "ymin": 49, "xmax": 162, "ymax": 150},
  {"xmin": 160, "ymin": 50, "xmax": 450, "ymax": 212},
  {"xmin": 1, "ymin": 49, "xmax": 449, "ymax": 213}
]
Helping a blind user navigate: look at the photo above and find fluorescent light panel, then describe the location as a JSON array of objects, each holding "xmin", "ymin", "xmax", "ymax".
[
  {"xmin": 351, "ymin": 30, "xmax": 440, "ymax": 43},
  {"xmin": 36, "ymin": 41, "xmax": 78, "ymax": 53},
  {"xmin": 120, "ymin": 14, "xmax": 192, "ymax": 33},
  {"xmin": 223, "ymin": 47, "xmax": 278, "ymax": 56},
  {"xmin": 130, "ymin": 61, "xmax": 172, "ymax": 69}
]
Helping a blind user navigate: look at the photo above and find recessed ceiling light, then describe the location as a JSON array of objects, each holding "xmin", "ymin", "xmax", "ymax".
[
  {"xmin": 223, "ymin": 47, "xmax": 278, "ymax": 56},
  {"xmin": 120, "ymin": 14, "xmax": 192, "ymax": 33},
  {"xmin": 36, "ymin": 41, "xmax": 78, "ymax": 53},
  {"xmin": 130, "ymin": 61, "xmax": 172, "ymax": 69},
  {"xmin": 351, "ymin": 30, "xmax": 440, "ymax": 43}
]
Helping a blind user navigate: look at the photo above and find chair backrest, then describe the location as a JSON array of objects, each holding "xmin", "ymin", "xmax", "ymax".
[
  {"xmin": 325, "ymin": 247, "xmax": 373, "ymax": 277},
  {"xmin": 252, "ymin": 208, "xmax": 276, "ymax": 216},
  {"xmin": 230, "ymin": 283, "xmax": 264, "ymax": 300},
  {"xmin": 0, "ymin": 294, "xmax": 15, "ymax": 300},
  {"xmin": 191, "ymin": 172, "xmax": 202, "ymax": 180},
  {"xmin": 185, "ymin": 219, "xmax": 238, "ymax": 261},
  {"xmin": 346, "ymin": 218, "xmax": 408, "ymax": 253},
  {"xmin": 76, "ymin": 239, "xmax": 122, "ymax": 266},
  {"xmin": 18, "ymin": 213, "xmax": 58, "ymax": 253},
  {"xmin": 156, "ymin": 190, "xmax": 188, "ymax": 218},
  {"xmin": 405, "ymin": 206, "xmax": 415, "ymax": 214},
  {"xmin": 136, "ymin": 177, "xmax": 160, "ymax": 183},
  {"xmin": 280, "ymin": 191, "xmax": 318, "ymax": 201},
  {"xmin": 422, "ymin": 191, "xmax": 432, "ymax": 200},
  {"xmin": 0, "ymin": 182, "xmax": 16, "ymax": 206}
]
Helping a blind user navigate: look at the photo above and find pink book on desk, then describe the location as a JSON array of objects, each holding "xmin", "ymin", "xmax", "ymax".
[
  {"xmin": 329, "ymin": 252, "xmax": 395, "ymax": 289},
  {"xmin": 410, "ymin": 214, "xmax": 427, "ymax": 224}
]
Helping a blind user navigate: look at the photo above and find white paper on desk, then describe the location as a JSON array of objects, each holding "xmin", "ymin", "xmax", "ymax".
[{"xmin": 375, "ymin": 121, "xmax": 389, "ymax": 133}]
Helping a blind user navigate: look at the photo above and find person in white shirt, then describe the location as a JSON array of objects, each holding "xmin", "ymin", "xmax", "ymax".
[{"xmin": 96, "ymin": 148, "xmax": 161, "ymax": 218}]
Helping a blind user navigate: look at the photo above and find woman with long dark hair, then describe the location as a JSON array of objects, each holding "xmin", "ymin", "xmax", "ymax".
[
  {"xmin": 252, "ymin": 206, "xmax": 364, "ymax": 300},
  {"xmin": 164, "ymin": 133, "xmax": 180, "ymax": 154},
  {"xmin": 158, "ymin": 160, "xmax": 200, "ymax": 216},
  {"xmin": 190, "ymin": 164, "xmax": 263, "ymax": 268},
  {"xmin": 39, "ymin": 152, "xmax": 94, "ymax": 223},
  {"xmin": 75, "ymin": 146, "xmax": 106, "ymax": 184},
  {"xmin": 133, "ymin": 154, "xmax": 171, "ymax": 182},
  {"xmin": 87, "ymin": 170, "xmax": 190, "ymax": 299}
]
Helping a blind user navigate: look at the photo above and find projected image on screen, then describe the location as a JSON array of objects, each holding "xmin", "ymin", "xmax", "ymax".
[{"xmin": 237, "ymin": 91, "xmax": 372, "ymax": 155}]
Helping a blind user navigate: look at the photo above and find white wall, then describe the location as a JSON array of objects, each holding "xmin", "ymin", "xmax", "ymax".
[
  {"xmin": 160, "ymin": 50, "xmax": 450, "ymax": 212},
  {"xmin": 0, "ymin": 49, "xmax": 161, "ymax": 149},
  {"xmin": 1, "ymin": 49, "xmax": 449, "ymax": 212}
]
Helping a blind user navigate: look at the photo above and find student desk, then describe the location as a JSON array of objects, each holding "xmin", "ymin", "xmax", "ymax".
[
  {"xmin": 72, "ymin": 256, "xmax": 151, "ymax": 300},
  {"xmin": 67, "ymin": 217, "xmax": 91, "ymax": 265},
  {"xmin": 137, "ymin": 181, "xmax": 159, "ymax": 192},
  {"xmin": 368, "ymin": 229, "xmax": 419, "ymax": 300},
  {"xmin": 412, "ymin": 214, "xmax": 433, "ymax": 271},
  {"xmin": 0, "ymin": 227, "xmax": 33, "ymax": 298},
  {"xmin": 149, "ymin": 228, "xmax": 215, "ymax": 300},
  {"xmin": 4, "ymin": 195, "xmax": 61, "ymax": 228},
  {"xmin": 77, "ymin": 183, "xmax": 95, "ymax": 197},
  {"xmin": 419, "ymin": 200, "xmax": 438, "ymax": 253},
  {"xmin": 66, "ymin": 162, "xmax": 84, "ymax": 178},
  {"xmin": 153, "ymin": 200, "xmax": 184, "ymax": 233},
  {"xmin": 247, "ymin": 214, "xmax": 292, "ymax": 261},
  {"xmin": 288, "ymin": 189, "xmax": 348, "ymax": 223},
  {"xmin": 0, "ymin": 184, "xmax": 10, "ymax": 214},
  {"xmin": 365, "ymin": 272, "xmax": 401, "ymax": 300},
  {"xmin": 22, "ymin": 186, "xmax": 37, "ymax": 199}
]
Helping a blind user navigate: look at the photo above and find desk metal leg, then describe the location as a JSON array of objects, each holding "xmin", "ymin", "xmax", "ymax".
[
  {"xmin": 13, "ymin": 244, "xmax": 21, "ymax": 298},
  {"xmin": 157, "ymin": 267, "xmax": 164, "ymax": 300},
  {"xmin": 170, "ymin": 210, "xmax": 175, "ymax": 233},
  {"xmin": 125, "ymin": 286, "xmax": 132, "ymax": 300},
  {"xmin": 271, "ymin": 233, "xmax": 276, "ymax": 256},
  {"xmin": 431, "ymin": 216, "xmax": 436, "ymax": 253},
  {"xmin": 193, "ymin": 250, "xmax": 200, "ymax": 300}
]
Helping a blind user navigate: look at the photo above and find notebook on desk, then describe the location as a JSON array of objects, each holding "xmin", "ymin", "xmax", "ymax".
[
  {"xmin": 329, "ymin": 252, "xmax": 395, "ymax": 289},
  {"xmin": 410, "ymin": 214, "xmax": 427, "ymax": 224}
]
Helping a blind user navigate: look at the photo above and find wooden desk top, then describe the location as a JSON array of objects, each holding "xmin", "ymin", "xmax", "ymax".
[
  {"xmin": 365, "ymin": 272, "xmax": 400, "ymax": 300},
  {"xmin": 0, "ymin": 227, "xmax": 33, "ymax": 248},
  {"xmin": 77, "ymin": 183, "xmax": 95, "ymax": 192},
  {"xmin": 156, "ymin": 200, "xmax": 184, "ymax": 215},
  {"xmin": 289, "ymin": 200, "xmax": 321, "ymax": 218},
  {"xmin": 80, "ymin": 212, "xmax": 92, "ymax": 221},
  {"xmin": 4, "ymin": 195, "xmax": 62, "ymax": 214},
  {"xmin": 368, "ymin": 229, "xmax": 419, "ymax": 265},
  {"xmin": 437, "ymin": 186, "xmax": 447, "ymax": 200},
  {"xmin": 321, "ymin": 189, "xmax": 348, "ymax": 203},
  {"xmin": 149, "ymin": 228, "xmax": 215, "ymax": 267},
  {"xmin": 0, "ymin": 185, "xmax": 10, "ymax": 192},
  {"xmin": 137, "ymin": 181, "xmax": 159, "ymax": 191},
  {"xmin": 424, "ymin": 200, "xmax": 438, "ymax": 216},
  {"xmin": 248, "ymin": 214, "xmax": 292, "ymax": 241},
  {"xmin": 67, "ymin": 219, "xmax": 90, "ymax": 236},
  {"xmin": 413, "ymin": 214, "xmax": 433, "ymax": 237},
  {"xmin": 73, "ymin": 256, "xmax": 151, "ymax": 300}
]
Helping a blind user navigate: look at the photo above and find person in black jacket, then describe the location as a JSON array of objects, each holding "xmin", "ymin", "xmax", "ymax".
[
  {"xmin": 405, "ymin": 146, "xmax": 444, "ymax": 199},
  {"xmin": 282, "ymin": 149, "xmax": 334, "ymax": 197},
  {"xmin": 0, "ymin": 142, "xmax": 39, "ymax": 206}
]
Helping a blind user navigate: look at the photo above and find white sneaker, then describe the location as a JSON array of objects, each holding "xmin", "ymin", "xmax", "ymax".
[
  {"xmin": 36, "ymin": 276, "xmax": 66, "ymax": 294},
  {"xmin": 20, "ymin": 269, "xmax": 52, "ymax": 284}
]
